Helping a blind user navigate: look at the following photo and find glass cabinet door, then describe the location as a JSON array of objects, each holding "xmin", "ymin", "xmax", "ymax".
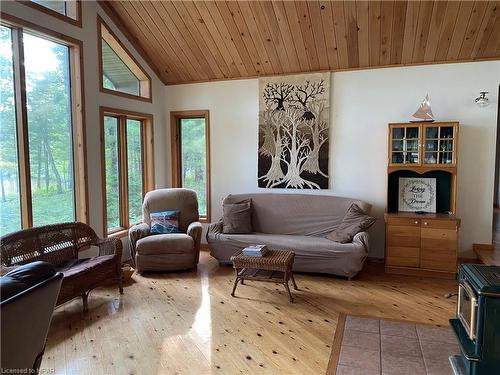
[
  {"xmin": 390, "ymin": 126, "xmax": 420, "ymax": 165},
  {"xmin": 423, "ymin": 124, "xmax": 456, "ymax": 165}
]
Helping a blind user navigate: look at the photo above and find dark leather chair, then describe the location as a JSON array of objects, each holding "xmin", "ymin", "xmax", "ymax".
[{"xmin": 1, "ymin": 261, "xmax": 63, "ymax": 372}]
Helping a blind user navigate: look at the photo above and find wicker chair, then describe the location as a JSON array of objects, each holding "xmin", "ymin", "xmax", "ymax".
[{"xmin": 0, "ymin": 222, "xmax": 122, "ymax": 312}]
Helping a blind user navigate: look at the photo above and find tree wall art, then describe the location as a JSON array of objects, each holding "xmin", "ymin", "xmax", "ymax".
[{"xmin": 258, "ymin": 72, "xmax": 330, "ymax": 189}]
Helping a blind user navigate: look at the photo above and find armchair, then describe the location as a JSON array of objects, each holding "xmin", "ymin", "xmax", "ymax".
[
  {"xmin": 1, "ymin": 261, "xmax": 63, "ymax": 372},
  {"xmin": 129, "ymin": 188, "xmax": 203, "ymax": 272}
]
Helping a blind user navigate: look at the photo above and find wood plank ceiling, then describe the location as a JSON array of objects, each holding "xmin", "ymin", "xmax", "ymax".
[{"xmin": 101, "ymin": 1, "xmax": 500, "ymax": 85}]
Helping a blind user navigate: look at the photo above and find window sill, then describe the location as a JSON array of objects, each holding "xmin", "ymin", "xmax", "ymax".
[{"xmin": 108, "ymin": 229, "xmax": 129, "ymax": 239}]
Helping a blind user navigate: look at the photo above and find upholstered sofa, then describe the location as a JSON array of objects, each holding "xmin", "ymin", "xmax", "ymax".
[{"xmin": 207, "ymin": 193, "xmax": 372, "ymax": 278}]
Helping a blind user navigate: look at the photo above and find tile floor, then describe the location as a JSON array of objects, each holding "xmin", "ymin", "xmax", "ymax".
[{"xmin": 337, "ymin": 316, "xmax": 460, "ymax": 375}]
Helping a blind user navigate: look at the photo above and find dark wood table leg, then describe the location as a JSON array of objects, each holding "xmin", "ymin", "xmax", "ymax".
[
  {"xmin": 284, "ymin": 271, "xmax": 294, "ymax": 303},
  {"xmin": 291, "ymin": 273, "xmax": 298, "ymax": 290},
  {"xmin": 231, "ymin": 268, "xmax": 240, "ymax": 297}
]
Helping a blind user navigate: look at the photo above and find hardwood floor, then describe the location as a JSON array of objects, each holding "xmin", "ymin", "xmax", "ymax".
[{"xmin": 42, "ymin": 252, "xmax": 457, "ymax": 374}]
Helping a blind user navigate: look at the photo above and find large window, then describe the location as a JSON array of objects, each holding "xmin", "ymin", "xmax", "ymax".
[
  {"xmin": 170, "ymin": 111, "xmax": 210, "ymax": 222},
  {"xmin": 97, "ymin": 17, "xmax": 151, "ymax": 101},
  {"xmin": 0, "ymin": 16, "xmax": 86, "ymax": 236},
  {"xmin": 21, "ymin": 1, "xmax": 81, "ymax": 27},
  {"xmin": 101, "ymin": 108, "xmax": 154, "ymax": 236}
]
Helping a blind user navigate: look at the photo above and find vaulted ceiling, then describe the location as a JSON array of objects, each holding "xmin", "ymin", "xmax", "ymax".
[{"xmin": 100, "ymin": 1, "xmax": 500, "ymax": 85}]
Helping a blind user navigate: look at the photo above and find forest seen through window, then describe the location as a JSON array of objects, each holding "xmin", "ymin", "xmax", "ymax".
[{"xmin": 0, "ymin": 26, "xmax": 75, "ymax": 236}]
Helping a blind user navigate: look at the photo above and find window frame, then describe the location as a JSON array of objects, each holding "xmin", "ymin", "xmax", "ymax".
[
  {"xmin": 170, "ymin": 110, "xmax": 211, "ymax": 223},
  {"xmin": 18, "ymin": 1, "xmax": 82, "ymax": 28},
  {"xmin": 100, "ymin": 107, "xmax": 155, "ymax": 238},
  {"xmin": 0, "ymin": 12, "xmax": 88, "ymax": 232},
  {"xmin": 97, "ymin": 16, "xmax": 152, "ymax": 103}
]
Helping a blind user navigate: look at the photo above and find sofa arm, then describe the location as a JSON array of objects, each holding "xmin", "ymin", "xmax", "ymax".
[
  {"xmin": 128, "ymin": 223, "xmax": 150, "ymax": 262},
  {"xmin": 207, "ymin": 219, "xmax": 223, "ymax": 237},
  {"xmin": 352, "ymin": 231, "xmax": 370, "ymax": 254},
  {"xmin": 95, "ymin": 237, "xmax": 123, "ymax": 260},
  {"xmin": 187, "ymin": 222, "xmax": 203, "ymax": 264}
]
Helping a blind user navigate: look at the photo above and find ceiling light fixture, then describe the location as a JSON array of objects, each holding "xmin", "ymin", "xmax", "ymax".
[{"xmin": 475, "ymin": 91, "xmax": 489, "ymax": 107}]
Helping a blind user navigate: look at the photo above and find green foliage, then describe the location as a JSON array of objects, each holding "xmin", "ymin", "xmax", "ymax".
[
  {"xmin": 180, "ymin": 119, "xmax": 207, "ymax": 216},
  {"xmin": 127, "ymin": 119, "xmax": 143, "ymax": 224},
  {"xmin": 104, "ymin": 117, "xmax": 120, "ymax": 230},
  {"xmin": 103, "ymin": 117, "xmax": 143, "ymax": 230},
  {"xmin": 0, "ymin": 27, "xmax": 75, "ymax": 235}
]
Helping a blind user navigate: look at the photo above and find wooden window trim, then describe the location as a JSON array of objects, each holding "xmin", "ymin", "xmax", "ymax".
[
  {"xmin": 170, "ymin": 110, "xmax": 211, "ymax": 223},
  {"xmin": 97, "ymin": 16, "xmax": 152, "ymax": 103},
  {"xmin": 17, "ymin": 1, "xmax": 82, "ymax": 28},
  {"xmin": 100, "ymin": 107, "xmax": 155, "ymax": 236},
  {"xmin": 0, "ymin": 12, "xmax": 88, "ymax": 227}
]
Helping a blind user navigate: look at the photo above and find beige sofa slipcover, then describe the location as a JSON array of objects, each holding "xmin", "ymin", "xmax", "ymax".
[{"xmin": 207, "ymin": 193, "xmax": 372, "ymax": 278}]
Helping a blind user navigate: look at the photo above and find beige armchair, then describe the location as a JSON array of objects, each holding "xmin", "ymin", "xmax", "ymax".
[{"xmin": 129, "ymin": 188, "xmax": 203, "ymax": 272}]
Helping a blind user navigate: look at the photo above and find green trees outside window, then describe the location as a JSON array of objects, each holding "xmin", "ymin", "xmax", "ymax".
[
  {"xmin": 24, "ymin": 33, "xmax": 75, "ymax": 227},
  {"xmin": 104, "ymin": 116, "xmax": 120, "ymax": 231},
  {"xmin": 180, "ymin": 118, "xmax": 207, "ymax": 217},
  {"xmin": 102, "ymin": 112, "xmax": 146, "ymax": 234},
  {"xmin": 0, "ymin": 26, "xmax": 77, "ymax": 236},
  {"xmin": 0, "ymin": 26, "xmax": 21, "ymax": 235},
  {"xmin": 126, "ymin": 119, "xmax": 143, "ymax": 225}
]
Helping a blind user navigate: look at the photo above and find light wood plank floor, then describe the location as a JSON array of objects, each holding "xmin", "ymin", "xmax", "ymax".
[{"xmin": 41, "ymin": 252, "xmax": 457, "ymax": 374}]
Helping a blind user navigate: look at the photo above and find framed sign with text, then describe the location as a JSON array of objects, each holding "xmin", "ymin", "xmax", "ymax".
[{"xmin": 398, "ymin": 177, "xmax": 436, "ymax": 213}]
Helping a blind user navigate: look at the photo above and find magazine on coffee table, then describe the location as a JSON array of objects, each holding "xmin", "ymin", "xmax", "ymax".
[{"xmin": 242, "ymin": 244, "xmax": 268, "ymax": 257}]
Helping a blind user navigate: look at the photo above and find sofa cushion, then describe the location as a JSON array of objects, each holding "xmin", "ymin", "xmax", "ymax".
[
  {"xmin": 218, "ymin": 232, "xmax": 362, "ymax": 257},
  {"xmin": 54, "ymin": 255, "xmax": 115, "ymax": 280},
  {"xmin": 136, "ymin": 234, "xmax": 194, "ymax": 256},
  {"xmin": 223, "ymin": 199, "xmax": 252, "ymax": 234},
  {"xmin": 326, "ymin": 204, "xmax": 376, "ymax": 243}
]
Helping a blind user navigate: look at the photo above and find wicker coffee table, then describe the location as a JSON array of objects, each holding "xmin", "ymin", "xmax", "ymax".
[{"xmin": 230, "ymin": 249, "xmax": 298, "ymax": 303}]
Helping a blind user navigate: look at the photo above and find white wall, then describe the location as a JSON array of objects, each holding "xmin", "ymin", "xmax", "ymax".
[
  {"xmin": 165, "ymin": 61, "xmax": 500, "ymax": 258},
  {"xmin": 1, "ymin": 1, "xmax": 169, "ymax": 243}
]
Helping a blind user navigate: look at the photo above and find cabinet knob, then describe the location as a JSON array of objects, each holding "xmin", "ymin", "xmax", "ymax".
[
  {"xmin": 423, "ymin": 222, "xmax": 428, "ymax": 225},
  {"xmin": 414, "ymin": 221, "xmax": 419, "ymax": 224}
]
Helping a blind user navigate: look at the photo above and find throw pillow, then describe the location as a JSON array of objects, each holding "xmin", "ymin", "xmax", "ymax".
[
  {"xmin": 326, "ymin": 204, "xmax": 376, "ymax": 243},
  {"xmin": 150, "ymin": 210, "xmax": 181, "ymax": 234},
  {"xmin": 222, "ymin": 199, "xmax": 252, "ymax": 234}
]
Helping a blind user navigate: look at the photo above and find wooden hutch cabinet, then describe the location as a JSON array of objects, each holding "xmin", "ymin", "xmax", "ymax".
[{"xmin": 385, "ymin": 122, "xmax": 460, "ymax": 279}]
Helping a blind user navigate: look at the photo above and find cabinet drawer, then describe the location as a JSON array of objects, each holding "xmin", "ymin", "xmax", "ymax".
[
  {"xmin": 386, "ymin": 247, "xmax": 420, "ymax": 267},
  {"xmin": 386, "ymin": 217, "xmax": 423, "ymax": 226},
  {"xmin": 420, "ymin": 219, "xmax": 458, "ymax": 230},
  {"xmin": 387, "ymin": 225, "xmax": 420, "ymax": 247}
]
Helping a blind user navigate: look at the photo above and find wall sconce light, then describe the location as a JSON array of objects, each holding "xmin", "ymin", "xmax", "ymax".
[{"xmin": 475, "ymin": 91, "xmax": 489, "ymax": 107}]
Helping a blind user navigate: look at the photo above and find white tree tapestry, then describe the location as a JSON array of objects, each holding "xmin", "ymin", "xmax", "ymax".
[{"xmin": 258, "ymin": 72, "xmax": 330, "ymax": 189}]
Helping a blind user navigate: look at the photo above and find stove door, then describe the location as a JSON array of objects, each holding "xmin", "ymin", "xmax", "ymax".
[{"xmin": 458, "ymin": 280, "xmax": 478, "ymax": 341}]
